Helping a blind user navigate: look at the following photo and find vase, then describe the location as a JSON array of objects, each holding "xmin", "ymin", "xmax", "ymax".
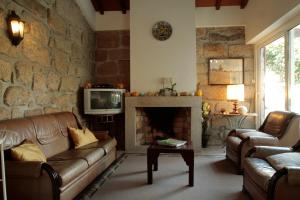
[{"xmin": 202, "ymin": 120, "xmax": 210, "ymax": 148}]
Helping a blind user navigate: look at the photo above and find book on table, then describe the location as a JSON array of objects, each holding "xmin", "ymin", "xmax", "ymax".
[{"xmin": 157, "ymin": 138, "xmax": 187, "ymax": 147}]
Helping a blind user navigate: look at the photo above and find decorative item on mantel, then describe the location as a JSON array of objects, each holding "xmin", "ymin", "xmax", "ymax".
[
  {"xmin": 159, "ymin": 77, "xmax": 177, "ymax": 96},
  {"xmin": 130, "ymin": 91, "xmax": 139, "ymax": 96},
  {"xmin": 196, "ymin": 89, "xmax": 203, "ymax": 96}
]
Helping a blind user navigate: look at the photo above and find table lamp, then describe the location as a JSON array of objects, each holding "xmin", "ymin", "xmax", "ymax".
[{"xmin": 227, "ymin": 84, "xmax": 244, "ymax": 114}]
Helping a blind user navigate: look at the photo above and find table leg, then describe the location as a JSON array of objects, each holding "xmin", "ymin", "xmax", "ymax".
[
  {"xmin": 147, "ymin": 150, "xmax": 153, "ymax": 184},
  {"xmin": 148, "ymin": 151, "xmax": 160, "ymax": 184},
  {"xmin": 189, "ymin": 159, "xmax": 194, "ymax": 186},
  {"xmin": 154, "ymin": 153, "xmax": 158, "ymax": 171},
  {"xmin": 181, "ymin": 151, "xmax": 194, "ymax": 187}
]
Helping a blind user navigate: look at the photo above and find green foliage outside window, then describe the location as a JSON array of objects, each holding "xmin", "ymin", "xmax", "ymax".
[{"xmin": 265, "ymin": 38, "xmax": 300, "ymax": 84}]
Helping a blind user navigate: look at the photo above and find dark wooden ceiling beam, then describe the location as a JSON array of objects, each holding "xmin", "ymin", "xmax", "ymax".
[
  {"xmin": 119, "ymin": 0, "xmax": 127, "ymax": 14},
  {"xmin": 240, "ymin": 0, "xmax": 249, "ymax": 9},
  {"xmin": 215, "ymin": 0, "xmax": 221, "ymax": 10},
  {"xmin": 91, "ymin": 0, "xmax": 104, "ymax": 15}
]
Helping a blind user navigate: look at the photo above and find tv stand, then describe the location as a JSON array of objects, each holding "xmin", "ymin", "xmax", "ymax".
[{"xmin": 86, "ymin": 114, "xmax": 125, "ymax": 150}]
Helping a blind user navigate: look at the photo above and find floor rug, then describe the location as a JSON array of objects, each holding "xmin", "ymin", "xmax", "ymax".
[
  {"xmin": 84, "ymin": 154, "xmax": 250, "ymax": 200},
  {"xmin": 75, "ymin": 153, "xmax": 128, "ymax": 200}
]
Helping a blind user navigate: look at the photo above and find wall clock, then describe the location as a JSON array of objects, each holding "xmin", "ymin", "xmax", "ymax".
[{"xmin": 152, "ymin": 21, "xmax": 172, "ymax": 41}]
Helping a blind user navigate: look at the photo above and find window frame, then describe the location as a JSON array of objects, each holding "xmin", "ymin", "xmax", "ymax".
[{"xmin": 256, "ymin": 26, "xmax": 299, "ymax": 125}]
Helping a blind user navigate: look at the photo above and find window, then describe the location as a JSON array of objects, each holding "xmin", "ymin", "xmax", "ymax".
[
  {"xmin": 259, "ymin": 24, "xmax": 300, "ymax": 121},
  {"xmin": 263, "ymin": 37, "xmax": 286, "ymax": 116},
  {"xmin": 290, "ymin": 25, "xmax": 300, "ymax": 113}
]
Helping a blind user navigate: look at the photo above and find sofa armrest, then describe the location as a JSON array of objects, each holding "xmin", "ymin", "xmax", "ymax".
[
  {"xmin": 248, "ymin": 136, "xmax": 279, "ymax": 146},
  {"xmin": 248, "ymin": 146, "xmax": 292, "ymax": 159},
  {"xmin": 286, "ymin": 166, "xmax": 300, "ymax": 186},
  {"xmin": 228, "ymin": 129, "xmax": 256, "ymax": 137},
  {"xmin": 5, "ymin": 161, "xmax": 44, "ymax": 178},
  {"xmin": 102, "ymin": 137, "xmax": 117, "ymax": 153}
]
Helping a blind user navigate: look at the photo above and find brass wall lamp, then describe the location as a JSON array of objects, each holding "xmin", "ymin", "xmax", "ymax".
[{"xmin": 6, "ymin": 10, "xmax": 25, "ymax": 46}]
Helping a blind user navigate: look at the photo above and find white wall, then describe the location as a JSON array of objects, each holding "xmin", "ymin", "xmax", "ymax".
[
  {"xmin": 196, "ymin": 6, "xmax": 245, "ymax": 27},
  {"xmin": 75, "ymin": 0, "xmax": 96, "ymax": 30},
  {"xmin": 130, "ymin": 0, "xmax": 197, "ymax": 92},
  {"xmin": 96, "ymin": 11, "xmax": 130, "ymax": 31},
  {"xmin": 245, "ymin": 0, "xmax": 300, "ymax": 43},
  {"xmin": 76, "ymin": 0, "xmax": 300, "ymax": 44}
]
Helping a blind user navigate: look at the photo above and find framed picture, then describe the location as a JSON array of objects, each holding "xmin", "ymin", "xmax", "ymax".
[{"xmin": 208, "ymin": 58, "xmax": 244, "ymax": 85}]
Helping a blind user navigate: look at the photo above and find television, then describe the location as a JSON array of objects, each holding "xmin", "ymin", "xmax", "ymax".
[{"xmin": 84, "ymin": 88, "xmax": 125, "ymax": 115}]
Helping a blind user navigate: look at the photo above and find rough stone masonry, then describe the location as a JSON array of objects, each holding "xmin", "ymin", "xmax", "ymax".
[
  {"xmin": 0, "ymin": 0, "xmax": 95, "ymax": 120},
  {"xmin": 196, "ymin": 27, "xmax": 256, "ymax": 145}
]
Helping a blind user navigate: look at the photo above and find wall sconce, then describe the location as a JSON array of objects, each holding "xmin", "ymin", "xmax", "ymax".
[
  {"xmin": 227, "ymin": 84, "xmax": 244, "ymax": 114},
  {"xmin": 6, "ymin": 10, "xmax": 24, "ymax": 46}
]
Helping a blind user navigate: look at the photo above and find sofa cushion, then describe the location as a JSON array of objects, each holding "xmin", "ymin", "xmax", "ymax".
[
  {"xmin": 78, "ymin": 137, "xmax": 117, "ymax": 153},
  {"xmin": 266, "ymin": 152, "xmax": 300, "ymax": 171},
  {"xmin": 244, "ymin": 157, "xmax": 276, "ymax": 191},
  {"xmin": 68, "ymin": 127, "xmax": 98, "ymax": 149},
  {"xmin": 11, "ymin": 140, "xmax": 47, "ymax": 162},
  {"xmin": 226, "ymin": 136, "xmax": 242, "ymax": 152},
  {"xmin": 48, "ymin": 147, "xmax": 105, "ymax": 166},
  {"xmin": 47, "ymin": 159, "xmax": 88, "ymax": 187}
]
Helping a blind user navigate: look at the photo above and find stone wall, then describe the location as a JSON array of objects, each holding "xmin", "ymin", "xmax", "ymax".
[
  {"xmin": 196, "ymin": 27, "xmax": 256, "ymax": 145},
  {"xmin": 94, "ymin": 30, "xmax": 130, "ymax": 90},
  {"xmin": 0, "ymin": 0, "xmax": 94, "ymax": 120}
]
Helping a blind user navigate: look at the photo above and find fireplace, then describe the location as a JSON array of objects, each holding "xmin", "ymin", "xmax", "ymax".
[
  {"xmin": 136, "ymin": 107, "xmax": 191, "ymax": 145},
  {"xmin": 125, "ymin": 96, "xmax": 202, "ymax": 153}
]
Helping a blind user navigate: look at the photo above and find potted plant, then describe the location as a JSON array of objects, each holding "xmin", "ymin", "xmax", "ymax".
[{"xmin": 202, "ymin": 102, "xmax": 211, "ymax": 148}]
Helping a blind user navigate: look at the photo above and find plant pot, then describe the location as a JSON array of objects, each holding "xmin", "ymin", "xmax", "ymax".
[
  {"xmin": 202, "ymin": 120, "xmax": 210, "ymax": 148},
  {"xmin": 202, "ymin": 134, "xmax": 210, "ymax": 148}
]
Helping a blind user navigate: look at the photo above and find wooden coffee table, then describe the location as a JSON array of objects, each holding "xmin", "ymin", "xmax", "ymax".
[{"xmin": 147, "ymin": 143, "xmax": 194, "ymax": 186}]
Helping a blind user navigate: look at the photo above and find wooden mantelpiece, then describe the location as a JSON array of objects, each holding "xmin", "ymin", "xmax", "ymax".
[{"xmin": 125, "ymin": 96, "xmax": 202, "ymax": 153}]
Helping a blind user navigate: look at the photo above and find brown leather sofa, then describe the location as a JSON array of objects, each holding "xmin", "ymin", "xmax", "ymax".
[
  {"xmin": 226, "ymin": 111, "xmax": 299, "ymax": 173},
  {"xmin": 243, "ymin": 143, "xmax": 300, "ymax": 200},
  {"xmin": 0, "ymin": 112, "xmax": 117, "ymax": 200}
]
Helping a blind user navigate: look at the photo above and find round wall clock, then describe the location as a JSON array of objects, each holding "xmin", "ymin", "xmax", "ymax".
[{"xmin": 152, "ymin": 21, "xmax": 172, "ymax": 41}]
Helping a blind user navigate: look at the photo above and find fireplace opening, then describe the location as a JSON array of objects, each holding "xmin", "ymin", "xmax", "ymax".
[{"xmin": 136, "ymin": 107, "xmax": 191, "ymax": 145}]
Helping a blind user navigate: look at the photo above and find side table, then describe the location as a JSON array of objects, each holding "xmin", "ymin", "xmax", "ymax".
[{"xmin": 214, "ymin": 112, "xmax": 257, "ymax": 145}]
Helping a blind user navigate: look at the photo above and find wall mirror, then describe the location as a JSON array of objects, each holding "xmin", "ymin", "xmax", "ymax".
[{"xmin": 208, "ymin": 58, "xmax": 244, "ymax": 85}]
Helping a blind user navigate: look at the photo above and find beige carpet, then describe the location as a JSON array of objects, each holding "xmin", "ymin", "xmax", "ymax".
[{"xmin": 90, "ymin": 154, "xmax": 250, "ymax": 200}]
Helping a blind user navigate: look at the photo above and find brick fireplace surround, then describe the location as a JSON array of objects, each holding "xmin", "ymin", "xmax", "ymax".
[
  {"xmin": 136, "ymin": 107, "xmax": 191, "ymax": 145},
  {"xmin": 125, "ymin": 96, "xmax": 202, "ymax": 153}
]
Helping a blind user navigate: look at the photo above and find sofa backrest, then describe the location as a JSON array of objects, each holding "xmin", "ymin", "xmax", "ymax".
[
  {"xmin": 259, "ymin": 111, "xmax": 297, "ymax": 138},
  {"xmin": 280, "ymin": 115, "xmax": 300, "ymax": 147},
  {"xmin": 0, "ymin": 112, "xmax": 79, "ymax": 158}
]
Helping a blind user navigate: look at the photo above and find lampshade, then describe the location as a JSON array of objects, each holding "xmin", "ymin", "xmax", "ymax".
[
  {"xmin": 7, "ymin": 11, "xmax": 25, "ymax": 46},
  {"xmin": 227, "ymin": 84, "xmax": 244, "ymax": 101}
]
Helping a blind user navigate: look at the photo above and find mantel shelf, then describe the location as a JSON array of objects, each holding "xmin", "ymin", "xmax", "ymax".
[{"xmin": 125, "ymin": 96, "xmax": 202, "ymax": 108}]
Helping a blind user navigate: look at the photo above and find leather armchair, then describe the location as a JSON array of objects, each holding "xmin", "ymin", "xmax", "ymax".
[
  {"xmin": 243, "ymin": 143, "xmax": 300, "ymax": 200},
  {"xmin": 226, "ymin": 111, "xmax": 299, "ymax": 173}
]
